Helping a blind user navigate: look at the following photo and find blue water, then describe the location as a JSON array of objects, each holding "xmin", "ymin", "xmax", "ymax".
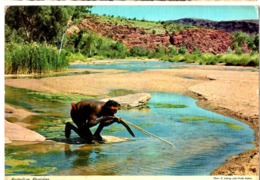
[
  {"xmin": 5, "ymin": 61, "xmax": 255, "ymax": 175},
  {"xmin": 70, "ymin": 60, "xmax": 187, "ymax": 72},
  {"xmin": 5, "ymin": 88, "xmax": 255, "ymax": 175}
]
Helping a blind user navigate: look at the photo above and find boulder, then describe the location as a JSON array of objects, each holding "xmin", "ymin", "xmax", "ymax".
[
  {"xmin": 101, "ymin": 93, "xmax": 151, "ymax": 108},
  {"xmin": 5, "ymin": 120, "xmax": 46, "ymax": 143}
]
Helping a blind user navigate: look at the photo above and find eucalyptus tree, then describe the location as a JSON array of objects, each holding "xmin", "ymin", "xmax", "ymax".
[{"xmin": 5, "ymin": 6, "xmax": 91, "ymax": 45}]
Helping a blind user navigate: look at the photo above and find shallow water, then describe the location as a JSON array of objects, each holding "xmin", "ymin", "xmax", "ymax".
[
  {"xmin": 70, "ymin": 60, "xmax": 188, "ymax": 72},
  {"xmin": 5, "ymin": 87, "xmax": 254, "ymax": 175}
]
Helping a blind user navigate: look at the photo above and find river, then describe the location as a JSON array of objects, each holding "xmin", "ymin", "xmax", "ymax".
[{"xmin": 5, "ymin": 61, "xmax": 255, "ymax": 175}]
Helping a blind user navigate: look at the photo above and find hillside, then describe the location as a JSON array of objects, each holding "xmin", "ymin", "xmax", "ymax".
[
  {"xmin": 171, "ymin": 18, "xmax": 259, "ymax": 34},
  {"xmin": 67, "ymin": 15, "xmax": 255, "ymax": 54}
]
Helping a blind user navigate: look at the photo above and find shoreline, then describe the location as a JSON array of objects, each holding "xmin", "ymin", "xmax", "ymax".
[
  {"xmin": 186, "ymin": 91, "xmax": 259, "ymax": 175},
  {"xmin": 4, "ymin": 63, "xmax": 259, "ymax": 176}
]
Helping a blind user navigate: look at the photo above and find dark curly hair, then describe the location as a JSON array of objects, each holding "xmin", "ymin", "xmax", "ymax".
[{"xmin": 104, "ymin": 100, "xmax": 120, "ymax": 107}]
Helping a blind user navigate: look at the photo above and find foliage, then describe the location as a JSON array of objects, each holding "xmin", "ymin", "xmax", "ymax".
[
  {"xmin": 161, "ymin": 52, "xmax": 259, "ymax": 67},
  {"xmin": 231, "ymin": 31, "xmax": 259, "ymax": 53},
  {"xmin": 65, "ymin": 31, "xmax": 128, "ymax": 59},
  {"xmin": 129, "ymin": 46, "xmax": 148, "ymax": 57},
  {"xmin": 178, "ymin": 46, "xmax": 187, "ymax": 54},
  {"xmin": 5, "ymin": 42, "xmax": 69, "ymax": 74},
  {"xmin": 65, "ymin": 52, "xmax": 88, "ymax": 62},
  {"xmin": 5, "ymin": 6, "xmax": 92, "ymax": 74},
  {"xmin": 231, "ymin": 31, "xmax": 249, "ymax": 48},
  {"xmin": 5, "ymin": 7, "xmax": 259, "ymax": 75},
  {"xmin": 5, "ymin": 6, "xmax": 91, "ymax": 45},
  {"xmin": 247, "ymin": 34, "xmax": 259, "ymax": 51},
  {"xmin": 167, "ymin": 46, "xmax": 178, "ymax": 56}
]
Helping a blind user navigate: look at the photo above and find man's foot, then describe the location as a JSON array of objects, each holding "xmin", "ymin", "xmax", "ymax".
[
  {"xmin": 65, "ymin": 138, "xmax": 72, "ymax": 144},
  {"xmin": 93, "ymin": 135, "xmax": 107, "ymax": 143}
]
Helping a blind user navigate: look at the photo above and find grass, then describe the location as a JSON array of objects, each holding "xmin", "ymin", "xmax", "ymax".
[
  {"xmin": 5, "ymin": 42, "xmax": 69, "ymax": 74},
  {"xmin": 161, "ymin": 53, "xmax": 259, "ymax": 67},
  {"xmin": 66, "ymin": 52, "xmax": 89, "ymax": 62}
]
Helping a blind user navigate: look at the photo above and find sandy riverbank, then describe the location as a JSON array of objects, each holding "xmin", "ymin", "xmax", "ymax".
[{"xmin": 5, "ymin": 63, "xmax": 259, "ymax": 176}]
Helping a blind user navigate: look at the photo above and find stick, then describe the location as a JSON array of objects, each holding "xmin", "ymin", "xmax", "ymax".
[{"xmin": 119, "ymin": 118, "xmax": 175, "ymax": 147}]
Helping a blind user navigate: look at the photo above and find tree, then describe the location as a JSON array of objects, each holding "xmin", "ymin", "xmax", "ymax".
[
  {"xmin": 5, "ymin": 6, "xmax": 91, "ymax": 45},
  {"xmin": 247, "ymin": 34, "xmax": 259, "ymax": 52},
  {"xmin": 231, "ymin": 31, "xmax": 249, "ymax": 48},
  {"xmin": 178, "ymin": 46, "xmax": 187, "ymax": 54}
]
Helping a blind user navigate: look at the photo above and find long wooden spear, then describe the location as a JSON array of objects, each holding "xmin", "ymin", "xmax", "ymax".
[{"xmin": 119, "ymin": 118, "xmax": 175, "ymax": 147}]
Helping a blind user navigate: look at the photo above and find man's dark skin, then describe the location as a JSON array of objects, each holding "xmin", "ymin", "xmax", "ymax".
[{"xmin": 65, "ymin": 100, "xmax": 120, "ymax": 144}]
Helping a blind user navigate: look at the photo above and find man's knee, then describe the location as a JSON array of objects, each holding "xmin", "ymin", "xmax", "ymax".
[{"xmin": 66, "ymin": 122, "xmax": 72, "ymax": 128}]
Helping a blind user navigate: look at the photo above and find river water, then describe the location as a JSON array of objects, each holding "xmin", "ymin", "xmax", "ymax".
[{"xmin": 5, "ymin": 61, "xmax": 255, "ymax": 176}]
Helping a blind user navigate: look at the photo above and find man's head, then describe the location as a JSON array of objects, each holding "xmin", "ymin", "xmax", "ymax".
[{"xmin": 104, "ymin": 100, "xmax": 120, "ymax": 115}]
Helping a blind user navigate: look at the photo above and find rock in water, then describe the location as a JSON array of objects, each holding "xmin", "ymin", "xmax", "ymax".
[
  {"xmin": 61, "ymin": 136, "xmax": 133, "ymax": 145},
  {"xmin": 101, "ymin": 93, "xmax": 151, "ymax": 108},
  {"xmin": 5, "ymin": 120, "xmax": 46, "ymax": 143}
]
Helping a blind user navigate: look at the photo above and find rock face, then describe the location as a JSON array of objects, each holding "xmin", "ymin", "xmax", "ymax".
[
  {"xmin": 67, "ymin": 15, "xmax": 237, "ymax": 54},
  {"xmin": 101, "ymin": 93, "xmax": 151, "ymax": 108},
  {"xmin": 5, "ymin": 120, "xmax": 46, "ymax": 143},
  {"xmin": 171, "ymin": 29, "xmax": 232, "ymax": 54}
]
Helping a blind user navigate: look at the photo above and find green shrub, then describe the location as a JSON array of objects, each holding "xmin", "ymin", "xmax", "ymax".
[
  {"xmin": 170, "ymin": 55, "xmax": 185, "ymax": 62},
  {"xmin": 5, "ymin": 42, "xmax": 69, "ymax": 74},
  {"xmin": 178, "ymin": 46, "xmax": 187, "ymax": 55},
  {"xmin": 66, "ymin": 52, "xmax": 87, "ymax": 62},
  {"xmin": 130, "ymin": 46, "xmax": 148, "ymax": 57}
]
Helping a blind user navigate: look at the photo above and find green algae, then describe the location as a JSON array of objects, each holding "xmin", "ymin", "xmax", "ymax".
[
  {"xmin": 99, "ymin": 123, "xmax": 152, "ymax": 135},
  {"xmin": 5, "ymin": 157, "xmax": 36, "ymax": 166},
  {"xmin": 6, "ymin": 165, "xmax": 56, "ymax": 175},
  {"xmin": 5, "ymin": 157, "xmax": 56, "ymax": 175},
  {"xmin": 181, "ymin": 116, "xmax": 244, "ymax": 130},
  {"xmin": 5, "ymin": 86, "xmax": 96, "ymax": 112},
  {"xmin": 102, "ymin": 126, "xmax": 126, "ymax": 134},
  {"xmin": 108, "ymin": 89, "xmax": 137, "ymax": 97},
  {"xmin": 150, "ymin": 102, "xmax": 188, "ymax": 109},
  {"xmin": 27, "ymin": 91, "xmax": 96, "ymax": 103}
]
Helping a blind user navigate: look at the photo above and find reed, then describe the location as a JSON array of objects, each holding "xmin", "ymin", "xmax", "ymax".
[{"xmin": 5, "ymin": 43, "xmax": 69, "ymax": 74}]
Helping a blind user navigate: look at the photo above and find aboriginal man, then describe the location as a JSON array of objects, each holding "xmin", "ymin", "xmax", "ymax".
[{"xmin": 65, "ymin": 100, "xmax": 120, "ymax": 144}]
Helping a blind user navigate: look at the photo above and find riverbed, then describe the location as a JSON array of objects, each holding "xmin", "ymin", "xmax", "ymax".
[{"xmin": 4, "ymin": 59, "xmax": 259, "ymax": 176}]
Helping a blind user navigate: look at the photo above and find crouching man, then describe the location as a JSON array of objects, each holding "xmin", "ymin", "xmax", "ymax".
[{"xmin": 65, "ymin": 100, "xmax": 120, "ymax": 144}]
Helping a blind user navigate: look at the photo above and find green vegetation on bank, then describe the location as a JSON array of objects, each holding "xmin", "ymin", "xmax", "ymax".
[
  {"xmin": 5, "ymin": 7, "xmax": 259, "ymax": 74},
  {"xmin": 5, "ymin": 6, "xmax": 91, "ymax": 74},
  {"xmin": 160, "ymin": 53, "xmax": 259, "ymax": 66},
  {"xmin": 5, "ymin": 43, "xmax": 68, "ymax": 74}
]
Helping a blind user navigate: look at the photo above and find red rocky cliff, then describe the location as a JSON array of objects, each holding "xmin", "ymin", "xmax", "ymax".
[
  {"xmin": 68, "ymin": 17, "xmax": 233, "ymax": 54},
  {"xmin": 171, "ymin": 29, "xmax": 232, "ymax": 54}
]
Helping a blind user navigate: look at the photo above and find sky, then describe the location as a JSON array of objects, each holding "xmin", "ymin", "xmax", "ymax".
[{"xmin": 91, "ymin": 6, "xmax": 259, "ymax": 22}]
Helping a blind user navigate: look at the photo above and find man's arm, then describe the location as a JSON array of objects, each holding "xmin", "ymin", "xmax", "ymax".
[{"xmin": 87, "ymin": 115, "xmax": 118, "ymax": 127}]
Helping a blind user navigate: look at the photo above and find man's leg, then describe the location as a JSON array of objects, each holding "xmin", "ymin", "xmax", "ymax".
[
  {"xmin": 93, "ymin": 123, "xmax": 106, "ymax": 142},
  {"xmin": 65, "ymin": 122, "xmax": 79, "ymax": 138},
  {"xmin": 78, "ymin": 124, "xmax": 94, "ymax": 144},
  {"xmin": 65, "ymin": 122, "xmax": 94, "ymax": 144}
]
